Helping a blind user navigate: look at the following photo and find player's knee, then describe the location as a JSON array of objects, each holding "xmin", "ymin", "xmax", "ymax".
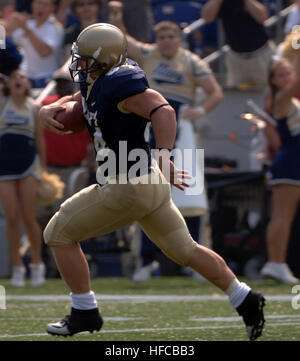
[
  {"xmin": 159, "ymin": 229, "xmax": 198, "ymax": 266},
  {"xmin": 43, "ymin": 213, "xmax": 58, "ymax": 246},
  {"xmin": 43, "ymin": 208, "xmax": 72, "ymax": 247}
]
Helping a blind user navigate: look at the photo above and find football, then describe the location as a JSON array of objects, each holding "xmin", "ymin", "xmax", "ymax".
[{"xmin": 55, "ymin": 100, "xmax": 86, "ymax": 134}]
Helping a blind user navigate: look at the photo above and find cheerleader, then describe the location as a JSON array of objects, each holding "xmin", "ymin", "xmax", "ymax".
[
  {"xmin": 261, "ymin": 53, "xmax": 300, "ymax": 284},
  {"xmin": 0, "ymin": 70, "xmax": 46, "ymax": 287}
]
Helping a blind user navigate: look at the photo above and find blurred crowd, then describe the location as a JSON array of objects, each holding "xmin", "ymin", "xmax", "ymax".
[{"xmin": 1, "ymin": 0, "xmax": 300, "ymax": 286}]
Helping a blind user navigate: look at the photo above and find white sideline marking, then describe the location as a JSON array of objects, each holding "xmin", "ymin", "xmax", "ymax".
[
  {"xmin": 5, "ymin": 294, "xmax": 295, "ymax": 302},
  {"xmin": 190, "ymin": 314, "xmax": 300, "ymax": 322},
  {"xmin": 1, "ymin": 321, "xmax": 300, "ymax": 339},
  {"xmin": 0, "ymin": 317, "xmax": 143, "ymax": 321},
  {"xmin": 4, "ymin": 315, "xmax": 298, "ymax": 323},
  {"xmin": 2, "ymin": 315, "xmax": 299, "ymax": 322}
]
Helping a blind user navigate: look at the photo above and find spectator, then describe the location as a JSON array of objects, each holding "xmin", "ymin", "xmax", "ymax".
[
  {"xmin": 260, "ymin": 54, "xmax": 300, "ymax": 284},
  {"xmin": 278, "ymin": 26, "xmax": 300, "ymax": 65},
  {"xmin": 63, "ymin": 0, "xmax": 104, "ymax": 60},
  {"xmin": 114, "ymin": 18, "xmax": 223, "ymax": 122},
  {"xmin": 0, "ymin": 1, "xmax": 14, "ymax": 16},
  {"xmin": 105, "ymin": 0, "xmax": 153, "ymax": 42},
  {"xmin": 6, "ymin": 0, "xmax": 64, "ymax": 88},
  {"xmin": 55, "ymin": 0, "xmax": 72, "ymax": 26},
  {"xmin": 284, "ymin": 0, "xmax": 300, "ymax": 34},
  {"xmin": 14, "ymin": 0, "xmax": 32, "ymax": 13},
  {"xmin": 202, "ymin": 0, "xmax": 274, "ymax": 88},
  {"xmin": 0, "ymin": 2, "xmax": 22, "ymax": 75},
  {"xmin": 0, "ymin": 37, "xmax": 23, "ymax": 76},
  {"xmin": 0, "ymin": 69, "xmax": 46, "ymax": 287},
  {"xmin": 275, "ymin": 28, "xmax": 300, "ymax": 101}
]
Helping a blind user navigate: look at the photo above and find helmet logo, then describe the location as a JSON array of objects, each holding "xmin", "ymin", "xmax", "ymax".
[{"xmin": 93, "ymin": 46, "xmax": 102, "ymax": 60}]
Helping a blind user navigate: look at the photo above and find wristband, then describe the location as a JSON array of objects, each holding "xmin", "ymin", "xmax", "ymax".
[
  {"xmin": 195, "ymin": 106, "xmax": 206, "ymax": 116},
  {"xmin": 156, "ymin": 148, "xmax": 174, "ymax": 162},
  {"xmin": 158, "ymin": 147, "xmax": 172, "ymax": 152},
  {"xmin": 149, "ymin": 103, "xmax": 169, "ymax": 118}
]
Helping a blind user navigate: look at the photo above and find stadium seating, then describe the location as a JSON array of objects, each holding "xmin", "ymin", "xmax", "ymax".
[{"xmin": 152, "ymin": 1, "xmax": 202, "ymax": 28}]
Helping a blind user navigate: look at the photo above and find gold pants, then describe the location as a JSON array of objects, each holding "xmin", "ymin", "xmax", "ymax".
[{"xmin": 44, "ymin": 163, "xmax": 198, "ymax": 266}]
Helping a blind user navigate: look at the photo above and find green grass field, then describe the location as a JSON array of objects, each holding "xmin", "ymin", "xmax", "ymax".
[{"xmin": 0, "ymin": 276, "xmax": 299, "ymax": 341}]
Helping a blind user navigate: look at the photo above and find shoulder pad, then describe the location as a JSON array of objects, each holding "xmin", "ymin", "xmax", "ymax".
[{"xmin": 103, "ymin": 60, "xmax": 149, "ymax": 102}]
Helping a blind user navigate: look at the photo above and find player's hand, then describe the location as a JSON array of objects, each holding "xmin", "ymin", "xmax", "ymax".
[
  {"xmin": 169, "ymin": 160, "xmax": 191, "ymax": 191},
  {"xmin": 39, "ymin": 103, "xmax": 66, "ymax": 135},
  {"xmin": 158, "ymin": 156, "xmax": 191, "ymax": 191}
]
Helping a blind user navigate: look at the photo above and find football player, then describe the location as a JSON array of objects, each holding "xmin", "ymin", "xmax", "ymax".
[{"xmin": 40, "ymin": 23, "xmax": 265, "ymax": 340}]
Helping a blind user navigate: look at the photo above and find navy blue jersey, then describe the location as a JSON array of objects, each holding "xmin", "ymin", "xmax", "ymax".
[
  {"xmin": 219, "ymin": 0, "xmax": 268, "ymax": 53},
  {"xmin": 80, "ymin": 59, "xmax": 151, "ymax": 178},
  {"xmin": 268, "ymin": 98, "xmax": 300, "ymax": 185},
  {"xmin": 0, "ymin": 97, "xmax": 39, "ymax": 180}
]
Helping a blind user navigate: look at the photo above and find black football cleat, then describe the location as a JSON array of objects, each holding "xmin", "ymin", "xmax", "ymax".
[
  {"xmin": 46, "ymin": 308, "xmax": 103, "ymax": 336},
  {"xmin": 236, "ymin": 290, "xmax": 266, "ymax": 341}
]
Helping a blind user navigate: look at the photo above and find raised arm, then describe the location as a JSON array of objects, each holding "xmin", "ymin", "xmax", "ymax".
[
  {"xmin": 275, "ymin": 53, "xmax": 300, "ymax": 115},
  {"xmin": 244, "ymin": 0, "xmax": 269, "ymax": 24},
  {"xmin": 202, "ymin": 0, "xmax": 223, "ymax": 23},
  {"xmin": 55, "ymin": 0, "xmax": 72, "ymax": 27},
  {"xmin": 107, "ymin": 1, "xmax": 143, "ymax": 61},
  {"xmin": 10, "ymin": 12, "xmax": 54, "ymax": 57}
]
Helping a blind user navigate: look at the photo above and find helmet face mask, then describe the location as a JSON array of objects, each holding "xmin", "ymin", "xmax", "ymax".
[
  {"xmin": 69, "ymin": 44, "xmax": 108, "ymax": 84},
  {"xmin": 68, "ymin": 23, "xmax": 128, "ymax": 85}
]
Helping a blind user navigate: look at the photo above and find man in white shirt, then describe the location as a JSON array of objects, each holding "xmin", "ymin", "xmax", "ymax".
[{"xmin": 7, "ymin": 0, "xmax": 63, "ymax": 88}]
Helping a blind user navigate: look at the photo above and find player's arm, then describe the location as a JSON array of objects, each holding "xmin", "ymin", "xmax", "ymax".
[
  {"xmin": 122, "ymin": 88, "xmax": 176, "ymax": 148},
  {"xmin": 121, "ymin": 88, "xmax": 190, "ymax": 190},
  {"xmin": 39, "ymin": 91, "xmax": 82, "ymax": 134}
]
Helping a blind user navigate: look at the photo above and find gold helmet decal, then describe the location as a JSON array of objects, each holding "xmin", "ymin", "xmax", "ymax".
[{"xmin": 69, "ymin": 23, "xmax": 127, "ymax": 83}]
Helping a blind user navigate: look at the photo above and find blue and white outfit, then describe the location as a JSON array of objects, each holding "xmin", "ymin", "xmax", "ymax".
[
  {"xmin": 269, "ymin": 98, "xmax": 300, "ymax": 186},
  {"xmin": 0, "ymin": 97, "xmax": 41, "ymax": 181}
]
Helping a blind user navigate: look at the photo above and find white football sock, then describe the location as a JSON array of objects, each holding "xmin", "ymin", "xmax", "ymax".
[
  {"xmin": 71, "ymin": 291, "xmax": 98, "ymax": 310},
  {"xmin": 225, "ymin": 278, "xmax": 251, "ymax": 309}
]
